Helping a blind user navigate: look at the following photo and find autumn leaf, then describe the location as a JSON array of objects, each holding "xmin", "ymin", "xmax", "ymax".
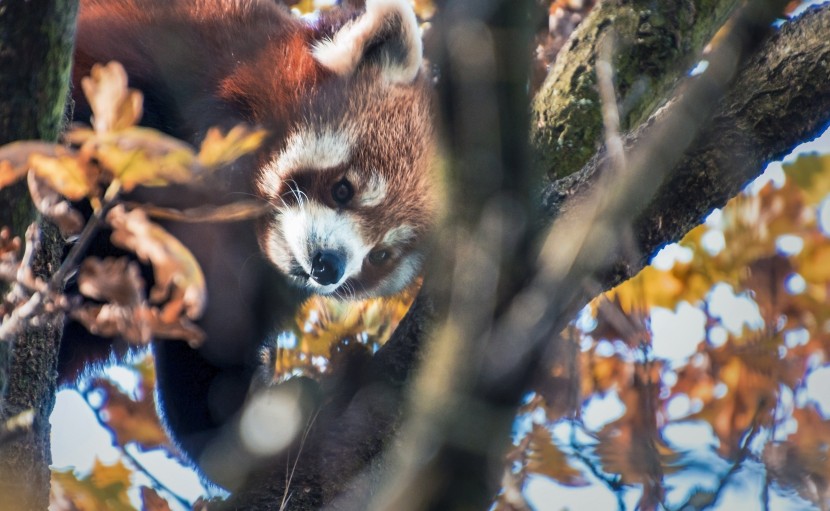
[
  {"xmin": 51, "ymin": 459, "xmax": 134, "ymax": 511},
  {"xmin": 0, "ymin": 227, "xmax": 21, "ymax": 259},
  {"xmin": 265, "ymin": 281, "xmax": 419, "ymax": 382},
  {"xmin": 764, "ymin": 406, "xmax": 830, "ymax": 507},
  {"xmin": 523, "ymin": 424, "xmax": 587, "ymax": 486},
  {"xmin": 89, "ymin": 378, "xmax": 170, "ymax": 450},
  {"xmin": 688, "ymin": 351, "xmax": 777, "ymax": 458},
  {"xmin": 81, "ymin": 61, "xmax": 143, "ymax": 134},
  {"xmin": 783, "ymin": 153, "xmax": 830, "ymax": 206},
  {"xmin": 197, "ymin": 125, "xmax": 267, "ymax": 169},
  {"xmin": 27, "ymin": 153, "xmax": 97, "ymax": 200},
  {"xmin": 0, "ymin": 141, "xmax": 74, "ymax": 190},
  {"xmin": 107, "ymin": 205, "xmax": 206, "ymax": 320},
  {"xmin": 27, "ymin": 171, "xmax": 84, "ymax": 237},
  {"xmin": 78, "ymin": 257, "xmax": 145, "ymax": 307},
  {"xmin": 72, "ymin": 256, "xmax": 205, "ymax": 346},
  {"xmin": 140, "ymin": 487, "xmax": 172, "ymax": 511},
  {"xmin": 70, "ymin": 302, "xmax": 153, "ymax": 344},
  {"xmin": 93, "ymin": 127, "xmax": 196, "ymax": 192}
]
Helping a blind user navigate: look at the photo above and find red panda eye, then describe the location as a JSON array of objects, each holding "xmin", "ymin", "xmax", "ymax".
[
  {"xmin": 331, "ymin": 179, "xmax": 354, "ymax": 205},
  {"xmin": 368, "ymin": 249, "xmax": 389, "ymax": 266}
]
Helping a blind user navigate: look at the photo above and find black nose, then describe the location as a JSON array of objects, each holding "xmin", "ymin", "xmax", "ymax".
[{"xmin": 310, "ymin": 250, "xmax": 345, "ymax": 286}]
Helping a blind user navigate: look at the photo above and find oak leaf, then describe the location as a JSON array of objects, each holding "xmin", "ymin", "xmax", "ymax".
[
  {"xmin": 107, "ymin": 205, "xmax": 206, "ymax": 321},
  {"xmin": 81, "ymin": 61, "xmax": 143, "ymax": 134},
  {"xmin": 197, "ymin": 125, "xmax": 267, "ymax": 169}
]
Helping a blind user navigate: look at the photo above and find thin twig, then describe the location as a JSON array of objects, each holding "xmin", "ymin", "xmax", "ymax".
[
  {"xmin": 280, "ymin": 407, "xmax": 321, "ymax": 511},
  {"xmin": 568, "ymin": 419, "xmax": 627, "ymax": 511}
]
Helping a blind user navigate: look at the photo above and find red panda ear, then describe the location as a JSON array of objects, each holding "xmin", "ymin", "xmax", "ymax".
[{"xmin": 312, "ymin": 0, "xmax": 422, "ymax": 83}]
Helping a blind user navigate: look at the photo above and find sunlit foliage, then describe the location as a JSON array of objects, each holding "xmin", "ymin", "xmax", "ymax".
[{"xmin": 501, "ymin": 151, "xmax": 830, "ymax": 510}]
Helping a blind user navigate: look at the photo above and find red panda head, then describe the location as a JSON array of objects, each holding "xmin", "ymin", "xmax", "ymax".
[{"xmin": 256, "ymin": 0, "xmax": 438, "ymax": 298}]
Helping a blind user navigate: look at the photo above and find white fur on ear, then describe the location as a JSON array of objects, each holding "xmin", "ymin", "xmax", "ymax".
[{"xmin": 312, "ymin": 0, "xmax": 422, "ymax": 83}]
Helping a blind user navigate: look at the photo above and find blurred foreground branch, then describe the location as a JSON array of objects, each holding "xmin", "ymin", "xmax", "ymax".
[{"xmin": 364, "ymin": 1, "xmax": 818, "ymax": 511}]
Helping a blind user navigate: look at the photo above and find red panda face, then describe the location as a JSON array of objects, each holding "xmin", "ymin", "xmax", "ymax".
[
  {"xmin": 257, "ymin": 81, "xmax": 436, "ymax": 297},
  {"xmin": 256, "ymin": 0, "xmax": 437, "ymax": 298}
]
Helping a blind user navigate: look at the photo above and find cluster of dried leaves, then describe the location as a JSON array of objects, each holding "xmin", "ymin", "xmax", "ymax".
[
  {"xmin": 0, "ymin": 61, "xmax": 266, "ymax": 347},
  {"xmin": 499, "ymin": 152, "xmax": 830, "ymax": 510}
]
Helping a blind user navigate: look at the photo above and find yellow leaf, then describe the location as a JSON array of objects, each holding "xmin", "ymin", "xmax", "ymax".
[
  {"xmin": 783, "ymin": 153, "xmax": 830, "ymax": 205},
  {"xmin": 51, "ymin": 459, "xmax": 134, "ymax": 511},
  {"xmin": 196, "ymin": 125, "xmax": 267, "ymax": 169},
  {"xmin": 81, "ymin": 61, "xmax": 144, "ymax": 133},
  {"xmin": 94, "ymin": 127, "xmax": 196, "ymax": 192},
  {"xmin": 29, "ymin": 153, "xmax": 95, "ymax": 200},
  {"xmin": 797, "ymin": 242, "xmax": 830, "ymax": 284},
  {"xmin": 0, "ymin": 141, "xmax": 64, "ymax": 189}
]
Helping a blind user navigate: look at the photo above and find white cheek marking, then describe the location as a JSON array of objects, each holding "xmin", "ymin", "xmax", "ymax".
[
  {"xmin": 375, "ymin": 252, "xmax": 422, "ymax": 296},
  {"xmin": 311, "ymin": 0, "xmax": 422, "ymax": 83},
  {"xmin": 258, "ymin": 128, "xmax": 353, "ymax": 199},
  {"xmin": 359, "ymin": 172, "xmax": 388, "ymax": 207},
  {"xmin": 382, "ymin": 224, "xmax": 415, "ymax": 245}
]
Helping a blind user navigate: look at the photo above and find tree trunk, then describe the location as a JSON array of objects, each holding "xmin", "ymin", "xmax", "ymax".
[{"xmin": 0, "ymin": 1, "xmax": 78, "ymax": 510}]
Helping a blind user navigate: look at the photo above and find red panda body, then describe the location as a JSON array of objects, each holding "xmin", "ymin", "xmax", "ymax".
[{"xmin": 65, "ymin": 0, "xmax": 437, "ymax": 487}]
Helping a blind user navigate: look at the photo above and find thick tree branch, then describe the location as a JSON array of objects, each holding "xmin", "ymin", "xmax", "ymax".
[
  {"xmin": 543, "ymin": 3, "xmax": 830, "ymax": 292},
  {"xmin": 531, "ymin": 0, "xmax": 743, "ymax": 180}
]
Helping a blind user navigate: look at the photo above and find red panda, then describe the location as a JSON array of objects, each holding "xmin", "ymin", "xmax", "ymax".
[
  {"xmin": 65, "ymin": 0, "xmax": 438, "ymax": 487},
  {"xmin": 73, "ymin": 0, "xmax": 437, "ymax": 299}
]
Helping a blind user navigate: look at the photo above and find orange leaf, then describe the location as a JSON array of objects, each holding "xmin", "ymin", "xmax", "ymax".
[
  {"xmin": 0, "ymin": 141, "xmax": 65, "ymax": 189},
  {"xmin": 29, "ymin": 153, "xmax": 96, "ymax": 201},
  {"xmin": 525, "ymin": 424, "xmax": 587, "ymax": 486},
  {"xmin": 197, "ymin": 125, "xmax": 267, "ymax": 169},
  {"xmin": 141, "ymin": 487, "xmax": 172, "ymax": 511}
]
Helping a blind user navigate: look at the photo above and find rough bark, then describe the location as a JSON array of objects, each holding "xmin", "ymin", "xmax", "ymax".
[
  {"xmin": 543, "ymin": 3, "xmax": 830, "ymax": 292},
  {"xmin": 0, "ymin": 1, "xmax": 78, "ymax": 510},
  {"xmin": 531, "ymin": 0, "xmax": 741, "ymax": 180}
]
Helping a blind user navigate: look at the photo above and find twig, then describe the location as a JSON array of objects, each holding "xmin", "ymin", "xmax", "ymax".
[
  {"xmin": 49, "ymin": 199, "xmax": 110, "ymax": 293},
  {"xmin": 124, "ymin": 199, "xmax": 271, "ymax": 223},
  {"xmin": 568, "ymin": 419, "xmax": 626, "ymax": 511},
  {"xmin": 280, "ymin": 407, "xmax": 321, "ymax": 511},
  {"xmin": 673, "ymin": 407, "xmax": 765, "ymax": 511}
]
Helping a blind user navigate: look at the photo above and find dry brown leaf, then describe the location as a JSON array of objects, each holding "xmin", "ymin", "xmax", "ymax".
[
  {"xmin": 146, "ymin": 308, "xmax": 205, "ymax": 347},
  {"xmin": 78, "ymin": 257, "xmax": 145, "ymax": 307},
  {"xmin": 0, "ymin": 227, "xmax": 21, "ymax": 258},
  {"xmin": 140, "ymin": 487, "xmax": 173, "ymax": 511},
  {"xmin": 27, "ymin": 171, "xmax": 84, "ymax": 237},
  {"xmin": 107, "ymin": 205, "xmax": 206, "ymax": 320},
  {"xmin": 81, "ymin": 61, "xmax": 143, "ymax": 134},
  {"xmin": 131, "ymin": 199, "xmax": 271, "ymax": 223},
  {"xmin": 197, "ymin": 125, "xmax": 267, "ymax": 169},
  {"xmin": 90, "ymin": 379, "xmax": 170, "ymax": 450},
  {"xmin": 525, "ymin": 423, "xmax": 587, "ymax": 486},
  {"xmin": 70, "ymin": 302, "xmax": 152, "ymax": 344}
]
